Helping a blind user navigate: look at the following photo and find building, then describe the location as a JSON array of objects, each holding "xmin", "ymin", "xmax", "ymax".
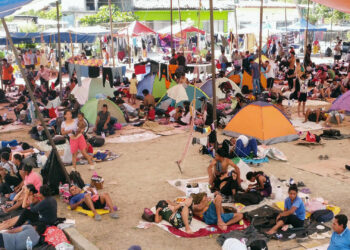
[{"xmin": 62, "ymin": 0, "xmax": 134, "ymax": 26}]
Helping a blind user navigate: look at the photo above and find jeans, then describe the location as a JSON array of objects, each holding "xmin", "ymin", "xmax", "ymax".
[
  {"xmin": 96, "ymin": 117, "xmax": 117, "ymax": 135},
  {"xmin": 253, "ymin": 78, "xmax": 261, "ymax": 94},
  {"xmin": 235, "ymin": 138, "xmax": 258, "ymax": 158}
]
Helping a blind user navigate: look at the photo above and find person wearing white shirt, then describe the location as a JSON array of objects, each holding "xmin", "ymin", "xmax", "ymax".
[{"xmin": 265, "ymin": 60, "xmax": 276, "ymax": 91}]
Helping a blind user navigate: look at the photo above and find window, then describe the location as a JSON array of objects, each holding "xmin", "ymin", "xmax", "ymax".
[
  {"xmin": 98, "ymin": 0, "xmax": 122, "ymax": 9},
  {"xmin": 86, "ymin": 0, "xmax": 95, "ymax": 11}
]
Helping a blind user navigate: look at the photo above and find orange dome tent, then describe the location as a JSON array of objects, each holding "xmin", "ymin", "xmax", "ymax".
[{"xmin": 223, "ymin": 101, "xmax": 298, "ymax": 144}]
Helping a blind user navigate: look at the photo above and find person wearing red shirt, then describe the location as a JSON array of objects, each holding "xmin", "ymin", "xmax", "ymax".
[
  {"xmin": 147, "ymin": 105, "xmax": 155, "ymax": 121},
  {"xmin": 1, "ymin": 59, "xmax": 14, "ymax": 92}
]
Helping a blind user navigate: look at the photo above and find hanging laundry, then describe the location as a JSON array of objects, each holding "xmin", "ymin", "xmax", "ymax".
[
  {"xmin": 169, "ymin": 64, "xmax": 178, "ymax": 79},
  {"xmin": 159, "ymin": 63, "xmax": 169, "ymax": 81},
  {"xmin": 88, "ymin": 66, "xmax": 100, "ymax": 78},
  {"xmin": 102, "ymin": 67, "xmax": 113, "ymax": 88},
  {"xmin": 150, "ymin": 61, "xmax": 159, "ymax": 74},
  {"xmin": 80, "ymin": 65, "xmax": 89, "ymax": 77},
  {"xmin": 134, "ymin": 63, "xmax": 146, "ymax": 75}
]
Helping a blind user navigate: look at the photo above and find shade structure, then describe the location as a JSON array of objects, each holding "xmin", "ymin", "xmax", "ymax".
[
  {"xmin": 116, "ymin": 21, "xmax": 156, "ymax": 37},
  {"xmin": 200, "ymin": 77, "xmax": 242, "ymax": 99},
  {"xmin": 330, "ymin": 91, "xmax": 350, "ymax": 112},
  {"xmin": 157, "ymin": 84, "xmax": 209, "ymax": 110},
  {"xmin": 158, "ymin": 23, "xmax": 205, "ymax": 38},
  {"xmin": 287, "ymin": 18, "xmax": 327, "ymax": 32},
  {"xmin": 223, "ymin": 101, "xmax": 299, "ymax": 145},
  {"xmin": 0, "ymin": 0, "xmax": 32, "ymax": 18},
  {"xmin": 311, "ymin": 0, "xmax": 350, "ymax": 14},
  {"xmin": 81, "ymin": 98, "xmax": 126, "ymax": 125}
]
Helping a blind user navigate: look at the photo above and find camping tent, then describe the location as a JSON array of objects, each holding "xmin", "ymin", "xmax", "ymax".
[
  {"xmin": 241, "ymin": 71, "xmax": 267, "ymax": 90},
  {"xmin": 81, "ymin": 98, "xmax": 126, "ymax": 125},
  {"xmin": 71, "ymin": 78, "xmax": 116, "ymax": 105},
  {"xmin": 157, "ymin": 84, "xmax": 209, "ymax": 110},
  {"xmin": 137, "ymin": 74, "xmax": 177, "ymax": 99},
  {"xmin": 200, "ymin": 77, "xmax": 242, "ymax": 99},
  {"xmin": 287, "ymin": 19, "xmax": 327, "ymax": 32},
  {"xmin": 330, "ymin": 91, "xmax": 350, "ymax": 112},
  {"xmin": 223, "ymin": 101, "xmax": 298, "ymax": 144},
  {"xmin": 116, "ymin": 21, "xmax": 156, "ymax": 37}
]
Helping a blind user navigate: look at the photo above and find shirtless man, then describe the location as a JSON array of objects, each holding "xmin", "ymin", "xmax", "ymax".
[
  {"xmin": 193, "ymin": 193, "xmax": 243, "ymax": 231},
  {"xmin": 208, "ymin": 148, "xmax": 241, "ymax": 191}
]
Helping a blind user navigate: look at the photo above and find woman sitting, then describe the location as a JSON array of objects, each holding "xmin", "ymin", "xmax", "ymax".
[
  {"xmin": 213, "ymin": 170, "xmax": 242, "ymax": 198},
  {"xmin": 246, "ymin": 171, "xmax": 272, "ymax": 197},
  {"xmin": 266, "ymin": 184, "xmax": 305, "ymax": 235}
]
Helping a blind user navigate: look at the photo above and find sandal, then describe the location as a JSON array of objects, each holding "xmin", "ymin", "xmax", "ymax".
[
  {"xmin": 318, "ymin": 155, "xmax": 324, "ymax": 160},
  {"xmin": 323, "ymin": 155, "xmax": 329, "ymax": 160}
]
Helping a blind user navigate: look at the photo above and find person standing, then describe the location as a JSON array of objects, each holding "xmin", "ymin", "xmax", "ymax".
[
  {"xmin": 129, "ymin": 73, "xmax": 138, "ymax": 105},
  {"xmin": 48, "ymin": 49, "xmax": 57, "ymax": 70},
  {"xmin": 35, "ymin": 65, "xmax": 51, "ymax": 91},
  {"xmin": 1, "ymin": 59, "xmax": 14, "ymax": 92},
  {"xmin": 270, "ymin": 39, "xmax": 277, "ymax": 59},
  {"xmin": 334, "ymin": 41, "xmax": 342, "ymax": 63},
  {"xmin": 265, "ymin": 60, "xmax": 275, "ymax": 91},
  {"xmin": 277, "ymin": 41, "xmax": 284, "ymax": 61},
  {"xmin": 250, "ymin": 58, "xmax": 261, "ymax": 95}
]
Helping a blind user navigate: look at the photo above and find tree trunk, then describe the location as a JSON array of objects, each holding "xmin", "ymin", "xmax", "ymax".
[{"xmin": 293, "ymin": 0, "xmax": 303, "ymax": 19}]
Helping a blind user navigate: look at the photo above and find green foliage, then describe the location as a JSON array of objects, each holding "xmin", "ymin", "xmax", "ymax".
[
  {"xmin": 19, "ymin": 23, "xmax": 38, "ymax": 33},
  {"xmin": 79, "ymin": 4, "xmax": 138, "ymax": 26},
  {"xmin": 20, "ymin": 5, "xmax": 62, "ymax": 20}
]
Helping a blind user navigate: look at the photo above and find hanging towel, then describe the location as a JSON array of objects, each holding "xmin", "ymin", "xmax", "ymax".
[
  {"xmin": 159, "ymin": 63, "xmax": 169, "ymax": 81},
  {"xmin": 88, "ymin": 66, "xmax": 100, "ymax": 78},
  {"xmin": 80, "ymin": 65, "xmax": 89, "ymax": 77},
  {"xmin": 134, "ymin": 64, "xmax": 146, "ymax": 75}
]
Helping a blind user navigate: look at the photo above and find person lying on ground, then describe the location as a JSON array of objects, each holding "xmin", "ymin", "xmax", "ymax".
[
  {"xmin": 208, "ymin": 147, "xmax": 241, "ymax": 191},
  {"xmin": 266, "ymin": 184, "xmax": 305, "ymax": 235},
  {"xmin": 246, "ymin": 171, "xmax": 272, "ymax": 198},
  {"xmin": 192, "ymin": 193, "xmax": 243, "ymax": 231},
  {"xmin": 69, "ymin": 184, "xmax": 119, "ymax": 221},
  {"xmin": 303, "ymin": 108, "xmax": 327, "ymax": 124},
  {"xmin": 155, "ymin": 198, "xmax": 194, "ymax": 234},
  {"xmin": 0, "ymin": 222, "xmax": 46, "ymax": 250},
  {"xmin": 13, "ymin": 185, "xmax": 57, "ymax": 228},
  {"xmin": 328, "ymin": 214, "xmax": 350, "ymax": 250},
  {"xmin": 325, "ymin": 110, "xmax": 345, "ymax": 127}
]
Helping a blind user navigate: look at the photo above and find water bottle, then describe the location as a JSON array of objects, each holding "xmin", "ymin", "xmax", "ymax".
[
  {"xmin": 276, "ymin": 185, "xmax": 283, "ymax": 201},
  {"xmin": 26, "ymin": 236, "xmax": 32, "ymax": 250},
  {"xmin": 3, "ymin": 113, "xmax": 7, "ymax": 121},
  {"xmin": 208, "ymin": 227, "xmax": 216, "ymax": 232}
]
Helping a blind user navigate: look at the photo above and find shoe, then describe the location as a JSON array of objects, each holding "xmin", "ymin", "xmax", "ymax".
[
  {"xmin": 110, "ymin": 212, "xmax": 119, "ymax": 219},
  {"xmin": 345, "ymin": 165, "xmax": 350, "ymax": 171},
  {"xmin": 94, "ymin": 214, "xmax": 102, "ymax": 221},
  {"xmin": 324, "ymin": 155, "xmax": 329, "ymax": 160},
  {"xmin": 309, "ymin": 232, "xmax": 325, "ymax": 240},
  {"xmin": 319, "ymin": 155, "xmax": 324, "ymax": 160}
]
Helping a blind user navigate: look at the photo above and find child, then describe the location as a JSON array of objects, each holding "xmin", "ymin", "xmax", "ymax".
[
  {"xmin": 298, "ymin": 74, "xmax": 308, "ymax": 117},
  {"xmin": 147, "ymin": 105, "xmax": 155, "ymax": 121},
  {"xmin": 129, "ymin": 73, "xmax": 138, "ymax": 105},
  {"xmin": 75, "ymin": 112, "xmax": 86, "ymax": 137},
  {"xmin": 138, "ymin": 104, "xmax": 146, "ymax": 120}
]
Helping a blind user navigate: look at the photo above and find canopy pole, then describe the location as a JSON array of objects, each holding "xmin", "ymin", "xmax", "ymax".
[
  {"xmin": 1, "ymin": 18, "xmax": 70, "ymax": 183},
  {"xmin": 69, "ymin": 32, "xmax": 74, "ymax": 57},
  {"xmin": 258, "ymin": 0, "xmax": 263, "ymax": 77},
  {"xmin": 285, "ymin": 0, "xmax": 288, "ymax": 47},
  {"xmin": 304, "ymin": 0, "xmax": 310, "ymax": 57},
  {"xmin": 56, "ymin": 1, "xmax": 63, "ymax": 100},
  {"xmin": 127, "ymin": 29, "xmax": 131, "ymax": 68},
  {"xmin": 178, "ymin": 0, "xmax": 183, "ymax": 52},
  {"xmin": 108, "ymin": 0, "xmax": 115, "ymax": 67},
  {"xmin": 235, "ymin": 5, "xmax": 239, "ymax": 49},
  {"xmin": 197, "ymin": 0, "xmax": 201, "ymax": 56},
  {"xmin": 170, "ymin": 0, "xmax": 173, "ymax": 51},
  {"xmin": 330, "ymin": 9, "xmax": 334, "ymax": 48},
  {"xmin": 209, "ymin": 0, "xmax": 216, "ymax": 131}
]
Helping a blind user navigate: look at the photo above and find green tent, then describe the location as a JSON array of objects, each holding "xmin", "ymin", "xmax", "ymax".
[
  {"xmin": 81, "ymin": 98, "xmax": 126, "ymax": 124},
  {"xmin": 152, "ymin": 76, "xmax": 177, "ymax": 99}
]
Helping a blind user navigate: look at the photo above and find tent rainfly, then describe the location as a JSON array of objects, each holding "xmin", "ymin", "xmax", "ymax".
[{"xmin": 116, "ymin": 21, "xmax": 156, "ymax": 37}]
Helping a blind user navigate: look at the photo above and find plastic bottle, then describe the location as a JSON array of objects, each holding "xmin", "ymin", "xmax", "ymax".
[
  {"xmin": 26, "ymin": 236, "xmax": 32, "ymax": 250},
  {"xmin": 276, "ymin": 185, "xmax": 283, "ymax": 201},
  {"xmin": 208, "ymin": 227, "xmax": 216, "ymax": 232},
  {"xmin": 3, "ymin": 113, "xmax": 7, "ymax": 121}
]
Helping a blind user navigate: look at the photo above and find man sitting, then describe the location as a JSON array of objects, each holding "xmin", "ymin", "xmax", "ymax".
[
  {"xmin": 192, "ymin": 193, "xmax": 243, "ymax": 231},
  {"xmin": 328, "ymin": 214, "xmax": 350, "ymax": 250},
  {"xmin": 221, "ymin": 135, "xmax": 258, "ymax": 159},
  {"xmin": 69, "ymin": 185, "xmax": 119, "ymax": 221},
  {"xmin": 93, "ymin": 104, "xmax": 115, "ymax": 136}
]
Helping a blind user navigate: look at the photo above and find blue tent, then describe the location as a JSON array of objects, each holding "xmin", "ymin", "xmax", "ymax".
[
  {"xmin": 0, "ymin": 0, "xmax": 32, "ymax": 17},
  {"xmin": 137, "ymin": 73, "xmax": 156, "ymax": 98},
  {"xmin": 288, "ymin": 18, "xmax": 327, "ymax": 32}
]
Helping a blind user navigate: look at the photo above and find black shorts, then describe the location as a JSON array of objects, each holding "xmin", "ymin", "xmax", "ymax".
[
  {"xmin": 298, "ymin": 93, "xmax": 307, "ymax": 102},
  {"xmin": 267, "ymin": 78, "xmax": 274, "ymax": 89},
  {"xmin": 334, "ymin": 55, "xmax": 341, "ymax": 60},
  {"xmin": 25, "ymin": 65, "xmax": 34, "ymax": 70},
  {"xmin": 308, "ymin": 112, "xmax": 317, "ymax": 122},
  {"xmin": 2, "ymin": 80, "xmax": 11, "ymax": 86},
  {"xmin": 279, "ymin": 214, "xmax": 304, "ymax": 228},
  {"xmin": 82, "ymin": 198, "xmax": 105, "ymax": 210}
]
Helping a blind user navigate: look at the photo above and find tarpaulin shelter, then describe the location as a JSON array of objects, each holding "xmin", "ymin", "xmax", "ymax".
[
  {"xmin": 0, "ymin": 0, "xmax": 33, "ymax": 17},
  {"xmin": 200, "ymin": 77, "xmax": 241, "ymax": 99},
  {"xmin": 157, "ymin": 84, "xmax": 208, "ymax": 110},
  {"xmin": 158, "ymin": 23, "xmax": 205, "ymax": 39},
  {"xmin": 81, "ymin": 98, "xmax": 126, "ymax": 124},
  {"xmin": 223, "ymin": 101, "xmax": 298, "ymax": 145},
  {"xmin": 287, "ymin": 18, "xmax": 327, "ymax": 32},
  {"xmin": 310, "ymin": 0, "xmax": 350, "ymax": 14},
  {"xmin": 116, "ymin": 21, "xmax": 156, "ymax": 37},
  {"xmin": 330, "ymin": 91, "xmax": 350, "ymax": 112}
]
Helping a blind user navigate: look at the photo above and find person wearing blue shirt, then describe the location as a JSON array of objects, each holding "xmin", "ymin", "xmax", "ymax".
[
  {"xmin": 267, "ymin": 184, "xmax": 305, "ymax": 235},
  {"xmin": 328, "ymin": 214, "xmax": 350, "ymax": 250}
]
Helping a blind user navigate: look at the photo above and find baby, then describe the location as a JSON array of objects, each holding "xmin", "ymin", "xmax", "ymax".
[{"xmin": 75, "ymin": 112, "xmax": 86, "ymax": 137}]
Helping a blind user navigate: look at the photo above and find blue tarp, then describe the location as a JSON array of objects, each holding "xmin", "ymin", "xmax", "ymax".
[
  {"xmin": 288, "ymin": 18, "xmax": 327, "ymax": 32},
  {"xmin": 0, "ymin": 0, "xmax": 32, "ymax": 18}
]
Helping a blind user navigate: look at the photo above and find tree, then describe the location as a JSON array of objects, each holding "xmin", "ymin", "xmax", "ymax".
[
  {"xmin": 20, "ymin": 5, "xmax": 62, "ymax": 20},
  {"xmin": 79, "ymin": 4, "xmax": 138, "ymax": 26}
]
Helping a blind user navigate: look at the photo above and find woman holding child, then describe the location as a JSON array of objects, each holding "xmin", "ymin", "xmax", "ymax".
[{"xmin": 61, "ymin": 110, "xmax": 93, "ymax": 170}]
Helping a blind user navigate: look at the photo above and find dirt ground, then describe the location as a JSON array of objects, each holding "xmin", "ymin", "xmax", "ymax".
[{"xmin": 1, "ymin": 105, "xmax": 350, "ymax": 250}]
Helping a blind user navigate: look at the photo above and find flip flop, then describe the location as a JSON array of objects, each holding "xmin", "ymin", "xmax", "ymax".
[
  {"xmin": 323, "ymin": 155, "xmax": 329, "ymax": 160},
  {"xmin": 318, "ymin": 155, "xmax": 324, "ymax": 160}
]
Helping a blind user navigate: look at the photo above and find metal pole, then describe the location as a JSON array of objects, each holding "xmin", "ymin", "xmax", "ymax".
[
  {"xmin": 285, "ymin": 0, "xmax": 288, "ymax": 47},
  {"xmin": 330, "ymin": 9, "xmax": 334, "ymax": 48},
  {"xmin": 56, "ymin": 1, "xmax": 63, "ymax": 100},
  {"xmin": 1, "ymin": 18, "xmax": 70, "ymax": 183},
  {"xmin": 108, "ymin": 0, "xmax": 115, "ymax": 67},
  {"xmin": 209, "ymin": 0, "xmax": 216, "ymax": 129},
  {"xmin": 69, "ymin": 32, "xmax": 74, "ymax": 56},
  {"xmin": 170, "ymin": 0, "xmax": 173, "ymax": 51},
  {"xmin": 197, "ymin": 0, "xmax": 201, "ymax": 55},
  {"xmin": 234, "ymin": 5, "xmax": 239, "ymax": 49},
  {"xmin": 178, "ymin": 0, "xmax": 183, "ymax": 50},
  {"xmin": 258, "ymin": 0, "xmax": 263, "ymax": 76},
  {"xmin": 304, "ymin": 0, "xmax": 310, "ymax": 56}
]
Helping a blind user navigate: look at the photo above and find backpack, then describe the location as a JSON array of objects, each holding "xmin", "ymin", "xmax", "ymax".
[
  {"xmin": 249, "ymin": 240, "xmax": 268, "ymax": 250},
  {"xmin": 141, "ymin": 208, "xmax": 155, "ymax": 222},
  {"xmin": 69, "ymin": 171, "xmax": 85, "ymax": 189},
  {"xmin": 48, "ymin": 135, "xmax": 66, "ymax": 145},
  {"xmin": 322, "ymin": 129, "xmax": 341, "ymax": 137},
  {"xmin": 88, "ymin": 136, "xmax": 105, "ymax": 147},
  {"xmin": 310, "ymin": 209, "xmax": 334, "ymax": 223}
]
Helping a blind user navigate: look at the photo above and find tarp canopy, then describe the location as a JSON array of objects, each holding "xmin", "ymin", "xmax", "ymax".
[
  {"xmin": 116, "ymin": 21, "xmax": 156, "ymax": 37},
  {"xmin": 287, "ymin": 18, "xmax": 327, "ymax": 32},
  {"xmin": 0, "ymin": 0, "xmax": 32, "ymax": 18},
  {"xmin": 311, "ymin": 0, "xmax": 350, "ymax": 14},
  {"xmin": 158, "ymin": 23, "xmax": 205, "ymax": 38}
]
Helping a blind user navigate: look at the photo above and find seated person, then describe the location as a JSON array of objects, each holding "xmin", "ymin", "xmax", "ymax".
[
  {"xmin": 325, "ymin": 110, "xmax": 345, "ymax": 127},
  {"xmin": 213, "ymin": 170, "xmax": 241, "ymax": 197},
  {"xmin": 69, "ymin": 184, "xmax": 119, "ymax": 221},
  {"xmin": 13, "ymin": 185, "xmax": 57, "ymax": 228},
  {"xmin": 147, "ymin": 105, "xmax": 156, "ymax": 121},
  {"xmin": 208, "ymin": 148, "xmax": 241, "ymax": 191},
  {"xmin": 177, "ymin": 101, "xmax": 192, "ymax": 126},
  {"xmin": 138, "ymin": 105, "xmax": 146, "ymax": 120},
  {"xmin": 0, "ymin": 152, "xmax": 18, "ymax": 176},
  {"xmin": 192, "ymin": 193, "xmax": 243, "ymax": 230},
  {"xmin": 93, "ymin": 104, "xmax": 115, "ymax": 136},
  {"xmin": 246, "ymin": 171, "xmax": 272, "ymax": 197},
  {"xmin": 328, "ymin": 214, "xmax": 350, "ymax": 250},
  {"xmin": 222, "ymin": 135, "xmax": 257, "ymax": 158},
  {"xmin": 304, "ymin": 108, "xmax": 326, "ymax": 124},
  {"xmin": 0, "ymin": 164, "xmax": 21, "ymax": 196},
  {"xmin": 155, "ymin": 198, "xmax": 193, "ymax": 234},
  {"xmin": 266, "ymin": 184, "xmax": 305, "ymax": 235},
  {"xmin": 0, "ymin": 222, "xmax": 45, "ymax": 250},
  {"xmin": 168, "ymin": 106, "xmax": 183, "ymax": 122},
  {"xmin": 23, "ymin": 164, "xmax": 42, "ymax": 193}
]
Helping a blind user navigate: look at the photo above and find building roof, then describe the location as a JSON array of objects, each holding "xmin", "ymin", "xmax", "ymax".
[{"xmin": 133, "ymin": 0, "xmax": 305, "ymax": 10}]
